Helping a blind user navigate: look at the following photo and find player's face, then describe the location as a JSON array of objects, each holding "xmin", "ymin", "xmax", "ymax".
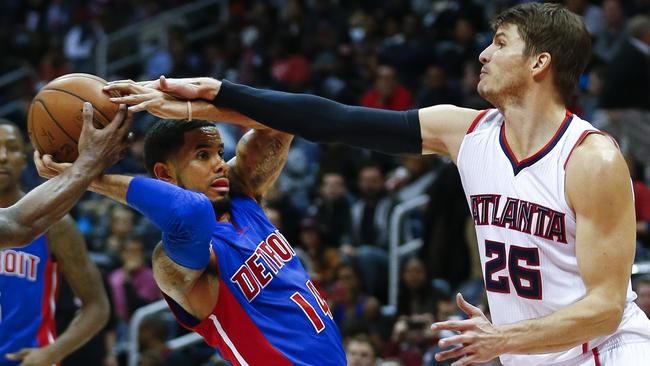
[
  {"xmin": 0, "ymin": 125, "xmax": 26, "ymax": 193},
  {"xmin": 170, "ymin": 126, "xmax": 229, "ymax": 204},
  {"xmin": 477, "ymin": 24, "xmax": 531, "ymax": 106},
  {"xmin": 346, "ymin": 341, "xmax": 375, "ymax": 366}
]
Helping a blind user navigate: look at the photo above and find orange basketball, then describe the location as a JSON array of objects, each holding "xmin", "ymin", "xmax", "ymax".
[{"xmin": 27, "ymin": 73, "xmax": 120, "ymax": 163}]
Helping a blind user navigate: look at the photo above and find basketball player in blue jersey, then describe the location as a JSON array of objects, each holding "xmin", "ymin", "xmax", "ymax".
[
  {"xmin": 36, "ymin": 118, "xmax": 346, "ymax": 365},
  {"xmin": 0, "ymin": 103, "xmax": 131, "ymax": 366},
  {"xmin": 0, "ymin": 103, "xmax": 131, "ymax": 249},
  {"xmin": 103, "ymin": 3, "xmax": 650, "ymax": 366}
]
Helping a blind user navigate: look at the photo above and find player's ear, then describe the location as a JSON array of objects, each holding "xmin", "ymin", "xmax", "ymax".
[
  {"xmin": 531, "ymin": 52, "xmax": 551, "ymax": 79},
  {"xmin": 153, "ymin": 162, "xmax": 176, "ymax": 184}
]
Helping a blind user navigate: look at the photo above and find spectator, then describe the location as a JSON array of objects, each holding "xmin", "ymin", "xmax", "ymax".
[
  {"xmin": 346, "ymin": 334, "xmax": 378, "ymax": 366},
  {"xmin": 294, "ymin": 216, "xmax": 341, "ymax": 289},
  {"xmin": 360, "ymin": 65, "xmax": 414, "ymax": 111},
  {"xmin": 310, "ymin": 171, "xmax": 353, "ymax": 246},
  {"xmin": 331, "ymin": 263, "xmax": 380, "ymax": 329},
  {"xmin": 138, "ymin": 314, "xmax": 192, "ymax": 366},
  {"xmin": 351, "ymin": 162, "xmax": 394, "ymax": 248},
  {"xmin": 415, "ymin": 65, "xmax": 461, "ymax": 108},
  {"xmin": 599, "ymin": 14, "xmax": 650, "ymax": 110},
  {"xmin": 592, "ymin": 0, "xmax": 627, "ymax": 62},
  {"xmin": 108, "ymin": 237, "xmax": 160, "ymax": 322},
  {"xmin": 397, "ymin": 257, "xmax": 439, "ymax": 317}
]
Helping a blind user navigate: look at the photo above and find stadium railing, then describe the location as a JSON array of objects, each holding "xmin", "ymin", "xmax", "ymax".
[{"xmin": 388, "ymin": 194, "xmax": 430, "ymax": 310}]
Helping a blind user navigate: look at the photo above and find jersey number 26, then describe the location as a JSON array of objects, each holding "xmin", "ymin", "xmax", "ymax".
[{"xmin": 484, "ymin": 240, "xmax": 542, "ymax": 299}]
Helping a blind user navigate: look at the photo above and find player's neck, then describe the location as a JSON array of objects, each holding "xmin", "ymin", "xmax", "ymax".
[
  {"xmin": 0, "ymin": 188, "xmax": 23, "ymax": 208},
  {"xmin": 499, "ymin": 92, "xmax": 567, "ymax": 161}
]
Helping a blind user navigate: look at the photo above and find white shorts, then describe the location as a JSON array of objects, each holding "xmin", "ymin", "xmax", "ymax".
[{"xmin": 555, "ymin": 334, "xmax": 650, "ymax": 366}]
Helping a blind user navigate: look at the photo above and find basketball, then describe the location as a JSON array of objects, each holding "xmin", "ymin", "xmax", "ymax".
[{"xmin": 27, "ymin": 73, "xmax": 120, "ymax": 163}]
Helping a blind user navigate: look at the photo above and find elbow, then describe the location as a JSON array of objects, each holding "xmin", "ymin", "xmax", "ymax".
[{"xmin": 89, "ymin": 294, "xmax": 111, "ymax": 330}]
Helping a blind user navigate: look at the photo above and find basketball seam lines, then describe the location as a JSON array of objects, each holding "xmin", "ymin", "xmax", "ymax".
[
  {"xmin": 33, "ymin": 99, "xmax": 79, "ymax": 144},
  {"xmin": 40, "ymin": 87, "xmax": 113, "ymax": 124}
]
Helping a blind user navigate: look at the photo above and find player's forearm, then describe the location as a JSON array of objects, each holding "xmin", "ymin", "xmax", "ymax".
[
  {"xmin": 499, "ymin": 293, "xmax": 623, "ymax": 354},
  {"xmin": 210, "ymin": 80, "xmax": 422, "ymax": 155},
  {"xmin": 44, "ymin": 295, "xmax": 110, "ymax": 363},
  {"xmin": 193, "ymin": 101, "xmax": 269, "ymax": 130},
  {"xmin": 89, "ymin": 174, "xmax": 133, "ymax": 205},
  {"xmin": 2, "ymin": 158, "xmax": 101, "ymax": 247}
]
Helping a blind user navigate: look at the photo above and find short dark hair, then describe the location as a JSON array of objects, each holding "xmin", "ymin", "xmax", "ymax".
[
  {"xmin": 143, "ymin": 119, "xmax": 215, "ymax": 177},
  {"xmin": 491, "ymin": 3, "xmax": 591, "ymax": 103},
  {"xmin": 0, "ymin": 118, "xmax": 25, "ymax": 141}
]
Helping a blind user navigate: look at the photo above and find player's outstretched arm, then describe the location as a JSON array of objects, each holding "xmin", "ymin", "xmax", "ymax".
[
  {"xmin": 0, "ymin": 103, "xmax": 131, "ymax": 248},
  {"xmin": 106, "ymin": 77, "xmax": 481, "ymax": 159},
  {"xmin": 6, "ymin": 215, "xmax": 110, "ymax": 365},
  {"xmin": 228, "ymin": 129, "xmax": 293, "ymax": 200}
]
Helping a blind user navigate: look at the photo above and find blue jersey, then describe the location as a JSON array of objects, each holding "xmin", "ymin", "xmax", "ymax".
[
  {"xmin": 0, "ymin": 235, "xmax": 59, "ymax": 366},
  {"xmin": 166, "ymin": 195, "xmax": 346, "ymax": 366}
]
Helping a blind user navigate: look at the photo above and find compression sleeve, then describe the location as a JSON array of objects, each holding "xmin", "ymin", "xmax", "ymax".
[
  {"xmin": 212, "ymin": 80, "xmax": 422, "ymax": 155},
  {"xmin": 126, "ymin": 176, "xmax": 214, "ymax": 269}
]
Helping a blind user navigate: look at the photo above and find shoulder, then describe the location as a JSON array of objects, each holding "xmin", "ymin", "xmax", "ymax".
[{"xmin": 565, "ymin": 133, "xmax": 630, "ymax": 211}]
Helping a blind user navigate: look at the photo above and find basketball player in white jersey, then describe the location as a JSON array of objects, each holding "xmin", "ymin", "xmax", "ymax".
[{"xmin": 77, "ymin": 3, "xmax": 650, "ymax": 365}]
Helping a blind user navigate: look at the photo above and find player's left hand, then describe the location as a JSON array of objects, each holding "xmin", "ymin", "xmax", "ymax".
[
  {"xmin": 431, "ymin": 293, "xmax": 507, "ymax": 366},
  {"xmin": 5, "ymin": 347, "xmax": 57, "ymax": 366},
  {"xmin": 34, "ymin": 151, "xmax": 72, "ymax": 180}
]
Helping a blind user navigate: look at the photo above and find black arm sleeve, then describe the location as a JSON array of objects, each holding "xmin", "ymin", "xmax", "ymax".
[{"xmin": 212, "ymin": 80, "xmax": 422, "ymax": 155}]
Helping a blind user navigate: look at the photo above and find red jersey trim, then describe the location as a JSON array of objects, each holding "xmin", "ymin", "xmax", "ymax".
[
  {"xmin": 592, "ymin": 347, "xmax": 601, "ymax": 366},
  {"xmin": 563, "ymin": 130, "xmax": 605, "ymax": 170},
  {"xmin": 37, "ymin": 256, "xmax": 59, "ymax": 349},
  {"xmin": 466, "ymin": 109, "xmax": 490, "ymax": 134},
  {"xmin": 165, "ymin": 279, "xmax": 292, "ymax": 366}
]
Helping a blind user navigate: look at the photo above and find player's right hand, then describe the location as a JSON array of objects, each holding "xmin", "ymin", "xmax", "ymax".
[
  {"xmin": 77, "ymin": 102, "xmax": 132, "ymax": 171},
  {"xmin": 106, "ymin": 75, "xmax": 220, "ymax": 101}
]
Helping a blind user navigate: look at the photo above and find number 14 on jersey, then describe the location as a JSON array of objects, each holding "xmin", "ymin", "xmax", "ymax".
[{"xmin": 291, "ymin": 280, "xmax": 333, "ymax": 333}]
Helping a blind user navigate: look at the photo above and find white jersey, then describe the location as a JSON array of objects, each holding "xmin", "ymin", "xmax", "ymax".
[{"xmin": 457, "ymin": 109, "xmax": 650, "ymax": 366}]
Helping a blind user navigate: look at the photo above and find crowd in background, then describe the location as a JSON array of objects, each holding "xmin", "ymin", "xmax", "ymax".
[{"xmin": 0, "ymin": 0, "xmax": 649, "ymax": 365}]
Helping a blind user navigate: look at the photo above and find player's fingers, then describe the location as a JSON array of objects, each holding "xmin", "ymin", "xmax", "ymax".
[
  {"xmin": 5, "ymin": 348, "xmax": 30, "ymax": 360},
  {"xmin": 81, "ymin": 102, "xmax": 95, "ymax": 131},
  {"xmin": 107, "ymin": 105, "xmax": 128, "ymax": 130},
  {"xmin": 431, "ymin": 320, "xmax": 473, "ymax": 332},
  {"xmin": 104, "ymin": 82, "xmax": 147, "ymax": 96},
  {"xmin": 456, "ymin": 293, "xmax": 483, "ymax": 317},
  {"xmin": 109, "ymin": 92, "xmax": 153, "ymax": 105},
  {"xmin": 438, "ymin": 333, "xmax": 476, "ymax": 348},
  {"xmin": 451, "ymin": 354, "xmax": 478, "ymax": 366},
  {"xmin": 435, "ymin": 344, "xmax": 470, "ymax": 362},
  {"xmin": 159, "ymin": 75, "xmax": 168, "ymax": 90},
  {"xmin": 106, "ymin": 79, "xmax": 135, "ymax": 85},
  {"xmin": 44, "ymin": 154, "xmax": 71, "ymax": 172},
  {"xmin": 128, "ymin": 100, "xmax": 152, "ymax": 113}
]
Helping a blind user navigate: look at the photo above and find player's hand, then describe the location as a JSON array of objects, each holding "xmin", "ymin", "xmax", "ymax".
[
  {"xmin": 34, "ymin": 151, "xmax": 72, "ymax": 180},
  {"xmin": 104, "ymin": 82, "xmax": 195, "ymax": 119},
  {"xmin": 141, "ymin": 75, "xmax": 221, "ymax": 101},
  {"xmin": 77, "ymin": 102, "xmax": 133, "ymax": 171},
  {"xmin": 430, "ymin": 293, "xmax": 506, "ymax": 366},
  {"xmin": 6, "ymin": 347, "xmax": 57, "ymax": 366}
]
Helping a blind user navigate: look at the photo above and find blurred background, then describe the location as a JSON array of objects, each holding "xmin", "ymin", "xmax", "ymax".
[{"xmin": 0, "ymin": 0, "xmax": 649, "ymax": 365}]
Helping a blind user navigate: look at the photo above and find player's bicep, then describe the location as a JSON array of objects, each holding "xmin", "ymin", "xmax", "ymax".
[
  {"xmin": 152, "ymin": 242, "xmax": 203, "ymax": 298},
  {"xmin": 566, "ymin": 135, "xmax": 635, "ymax": 303},
  {"xmin": 418, "ymin": 105, "xmax": 481, "ymax": 160}
]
